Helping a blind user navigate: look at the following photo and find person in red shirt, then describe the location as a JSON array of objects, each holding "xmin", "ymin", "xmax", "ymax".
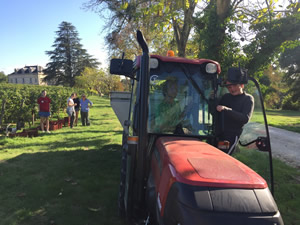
[{"xmin": 37, "ymin": 90, "xmax": 51, "ymax": 133}]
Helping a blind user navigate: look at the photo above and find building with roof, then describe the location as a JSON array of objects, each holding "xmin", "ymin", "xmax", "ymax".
[{"xmin": 8, "ymin": 65, "xmax": 47, "ymax": 85}]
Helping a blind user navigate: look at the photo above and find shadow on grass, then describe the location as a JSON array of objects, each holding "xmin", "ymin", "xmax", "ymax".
[
  {"xmin": 0, "ymin": 132, "xmax": 122, "ymax": 152},
  {"xmin": 0, "ymin": 144, "xmax": 124, "ymax": 225},
  {"xmin": 0, "ymin": 122, "xmax": 123, "ymax": 151}
]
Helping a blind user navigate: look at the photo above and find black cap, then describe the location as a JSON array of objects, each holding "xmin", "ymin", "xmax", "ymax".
[{"xmin": 223, "ymin": 67, "xmax": 248, "ymax": 86}]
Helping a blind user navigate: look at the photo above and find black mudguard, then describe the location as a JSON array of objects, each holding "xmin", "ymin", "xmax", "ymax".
[{"xmin": 162, "ymin": 182, "xmax": 284, "ymax": 225}]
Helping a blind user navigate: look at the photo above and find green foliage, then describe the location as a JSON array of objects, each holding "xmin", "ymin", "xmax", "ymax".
[
  {"xmin": 75, "ymin": 67, "xmax": 124, "ymax": 96},
  {"xmin": 279, "ymin": 44, "xmax": 300, "ymax": 110},
  {"xmin": 44, "ymin": 21, "xmax": 99, "ymax": 87},
  {"xmin": 0, "ymin": 84, "xmax": 87, "ymax": 127},
  {"xmin": 244, "ymin": 9, "xmax": 300, "ymax": 76},
  {"xmin": 85, "ymin": 0, "xmax": 197, "ymax": 58},
  {"xmin": 121, "ymin": 78, "xmax": 131, "ymax": 92},
  {"xmin": 0, "ymin": 72, "xmax": 7, "ymax": 83},
  {"xmin": 258, "ymin": 66, "xmax": 288, "ymax": 109},
  {"xmin": 194, "ymin": 0, "xmax": 241, "ymax": 76},
  {"xmin": 282, "ymin": 94, "xmax": 300, "ymax": 111}
]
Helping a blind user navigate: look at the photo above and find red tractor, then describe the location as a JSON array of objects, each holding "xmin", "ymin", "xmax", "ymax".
[{"xmin": 110, "ymin": 31, "xmax": 284, "ymax": 225}]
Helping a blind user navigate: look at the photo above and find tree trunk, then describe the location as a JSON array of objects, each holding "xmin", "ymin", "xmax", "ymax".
[
  {"xmin": 17, "ymin": 99, "xmax": 25, "ymax": 130},
  {"xmin": 32, "ymin": 109, "xmax": 35, "ymax": 126},
  {"xmin": 204, "ymin": 0, "xmax": 232, "ymax": 63},
  {"xmin": 0, "ymin": 100, "xmax": 6, "ymax": 126},
  {"xmin": 172, "ymin": 0, "xmax": 197, "ymax": 57},
  {"xmin": 216, "ymin": 0, "xmax": 231, "ymax": 21}
]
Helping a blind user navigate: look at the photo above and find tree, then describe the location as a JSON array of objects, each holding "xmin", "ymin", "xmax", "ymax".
[
  {"xmin": 0, "ymin": 71, "xmax": 7, "ymax": 83},
  {"xmin": 279, "ymin": 44, "xmax": 300, "ymax": 110},
  {"xmin": 258, "ymin": 65, "xmax": 287, "ymax": 109},
  {"xmin": 44, "ymin": 21, "xmax": 99, "ymax": 86},
  {"xmin": 244, "ymin": 13, "xmax": 300, "ymax": 75},
  {"xmin": 163, "ymin": 0, "xmax": 198, "ymax": 57},
  {"xmin": 194, "ymin": 0, "xmax": 241, "ymax": 73},
  {"xmin": 84, "ymin": 0, "xmax": 199, "ymax": 58},
  {"xmin": 75, "ymin": 67, "xmax": 123, "ymax": 96}
]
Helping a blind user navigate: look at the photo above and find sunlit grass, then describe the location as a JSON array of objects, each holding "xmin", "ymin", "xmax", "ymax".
[
  {"xmin": 235, "ymin": 147, "xmax": 300, "ymax": 225},
  {"xmin": 252, "ymin": 109, "xmax": 300, "ymax": 133},
  {"xmin": 0, "ymin": 96, "xmax": 124, "ymax": 225}
]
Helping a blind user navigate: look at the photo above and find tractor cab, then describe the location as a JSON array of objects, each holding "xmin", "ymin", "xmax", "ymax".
[
  {"xmin": 135, "ymin": 55, "xmax": 219, "ymax": 138},
  {"xmin": 110, "ymin": 31, "xmax": 283, "ymax": 225}
]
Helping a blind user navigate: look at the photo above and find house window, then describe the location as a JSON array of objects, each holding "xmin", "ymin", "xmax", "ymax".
[
  {"xmin": 15, "ymin": 78, "xmax": 18, "ymax": 83},
  {"xmin": 22, "ymin": 78, "xmax": 25, "ymax": 84},
  {"xmin": 30, "ymin": 78, "xmax": 32, "ymax": 83}
]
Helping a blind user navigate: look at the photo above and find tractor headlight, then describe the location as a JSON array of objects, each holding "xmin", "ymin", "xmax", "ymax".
[
  {"xmin": 150, "ymin": 58, "xmax": 159, "ymax": 69},
  {"xmin": 206, "ymin": 63, "xmax": 217, "ymax": 74}
]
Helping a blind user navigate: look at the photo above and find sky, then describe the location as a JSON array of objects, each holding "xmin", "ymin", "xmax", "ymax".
[{"xmin": 0, "ymin": 0, "xmax": 108, "ymax": 75}]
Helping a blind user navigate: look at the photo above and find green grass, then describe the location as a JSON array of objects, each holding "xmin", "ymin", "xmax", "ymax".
[
  {"xmin": 252, "ymin": 109, "xmax": 300, "ymax": 133},
  {"xmin": 0, "ymin": 96, "xmax": 299, "ymax": 225},
  {"xmin": 235, "ymin": 148, "xmax": 300, "ymax": 225},
  {"xmin": 0, "ymin": 96, "xmax": 124, "ymax": 225}
]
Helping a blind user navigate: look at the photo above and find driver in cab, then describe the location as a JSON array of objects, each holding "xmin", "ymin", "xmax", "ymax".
[{"xmin": 155, "ymin": 77, "xmax": 190, "ymax": 134}]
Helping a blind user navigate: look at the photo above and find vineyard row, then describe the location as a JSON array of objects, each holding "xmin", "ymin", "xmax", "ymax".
[{"xmin": 0, "ymin": 83, "xmax": 89, "ymax": 128}]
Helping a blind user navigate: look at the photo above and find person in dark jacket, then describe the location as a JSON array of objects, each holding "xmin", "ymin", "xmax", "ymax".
[
  {"xmin": 216, "ymin": 74, "xmax": 254, "ymax": 155},
  {"xmin": 73, "ymin": 93, "xmax": 80, "ymax": 126}
]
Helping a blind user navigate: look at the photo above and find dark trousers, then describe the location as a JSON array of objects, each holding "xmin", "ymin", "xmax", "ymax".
[
  {"xmin": 219, "ymin": 132, "xmax": 240, "ymax": 155},
  {"xmin": 70, "ymin": 112, "xmax": 75, "ymax": 128},
  {"xmin": 81, "ymin": 111, "xmax": 90, "ymax": 126}
]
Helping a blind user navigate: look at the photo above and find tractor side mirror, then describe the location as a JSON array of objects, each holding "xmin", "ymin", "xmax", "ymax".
[
  {"xmin": 110, "ymin": 58, "xmax": 134, "ymax": 78},
  {"xmin": 256, "ymin": 136, "xmax": 270, "ymax": 152}
]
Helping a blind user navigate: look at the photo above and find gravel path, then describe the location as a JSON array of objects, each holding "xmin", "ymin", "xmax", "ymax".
[{"xmin": 269, "ymin": 126, "xmax": 300, "ymax": 169}]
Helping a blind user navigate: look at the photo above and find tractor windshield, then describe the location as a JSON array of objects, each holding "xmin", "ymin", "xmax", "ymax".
[{"xmin": 148, "ymin": 61, "xmax": 215, "ymax": 137}]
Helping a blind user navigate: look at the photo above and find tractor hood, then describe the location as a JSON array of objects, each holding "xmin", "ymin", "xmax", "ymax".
[{"xmin": 155, "ymin": 136, "xmax": 267, "ymax": 189}]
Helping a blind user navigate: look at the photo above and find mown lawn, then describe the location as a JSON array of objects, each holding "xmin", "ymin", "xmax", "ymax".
[
  {"xmin": 235, "ymin": 148, "xmax": 300, "ymax": 225},
  {"xmin": 0, "ymin": 96, "xmax": 124, "ymax": 225},
  {"xmin": 252, "ymin": 109, "xmax": 300, "ymax": 133},
  {"xmin": 0, "ymin": 96, "xmax": 299, "ymax": 225}
]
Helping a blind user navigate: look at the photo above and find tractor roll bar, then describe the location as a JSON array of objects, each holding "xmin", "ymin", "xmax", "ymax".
[
  {"xmin": 135, "ymin": 30, "xmax": 150, "ymax": 209},
  {"xmin": 137, "ymin": 30, "xmax": 149, "ymax": 53},
  {"xmin": 249, "ymin": 76, "xmax": 274, "ymax": 195}
]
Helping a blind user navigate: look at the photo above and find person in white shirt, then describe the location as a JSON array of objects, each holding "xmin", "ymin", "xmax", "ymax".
[{"xmin": 67, "ymin": 93, "xmax": 77, "ymax": 128}]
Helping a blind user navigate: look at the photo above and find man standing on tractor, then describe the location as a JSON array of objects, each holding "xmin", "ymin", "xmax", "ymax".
[{"xmin": 216, "ymin": 67, "xmax": 254, "ymax": 155}]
